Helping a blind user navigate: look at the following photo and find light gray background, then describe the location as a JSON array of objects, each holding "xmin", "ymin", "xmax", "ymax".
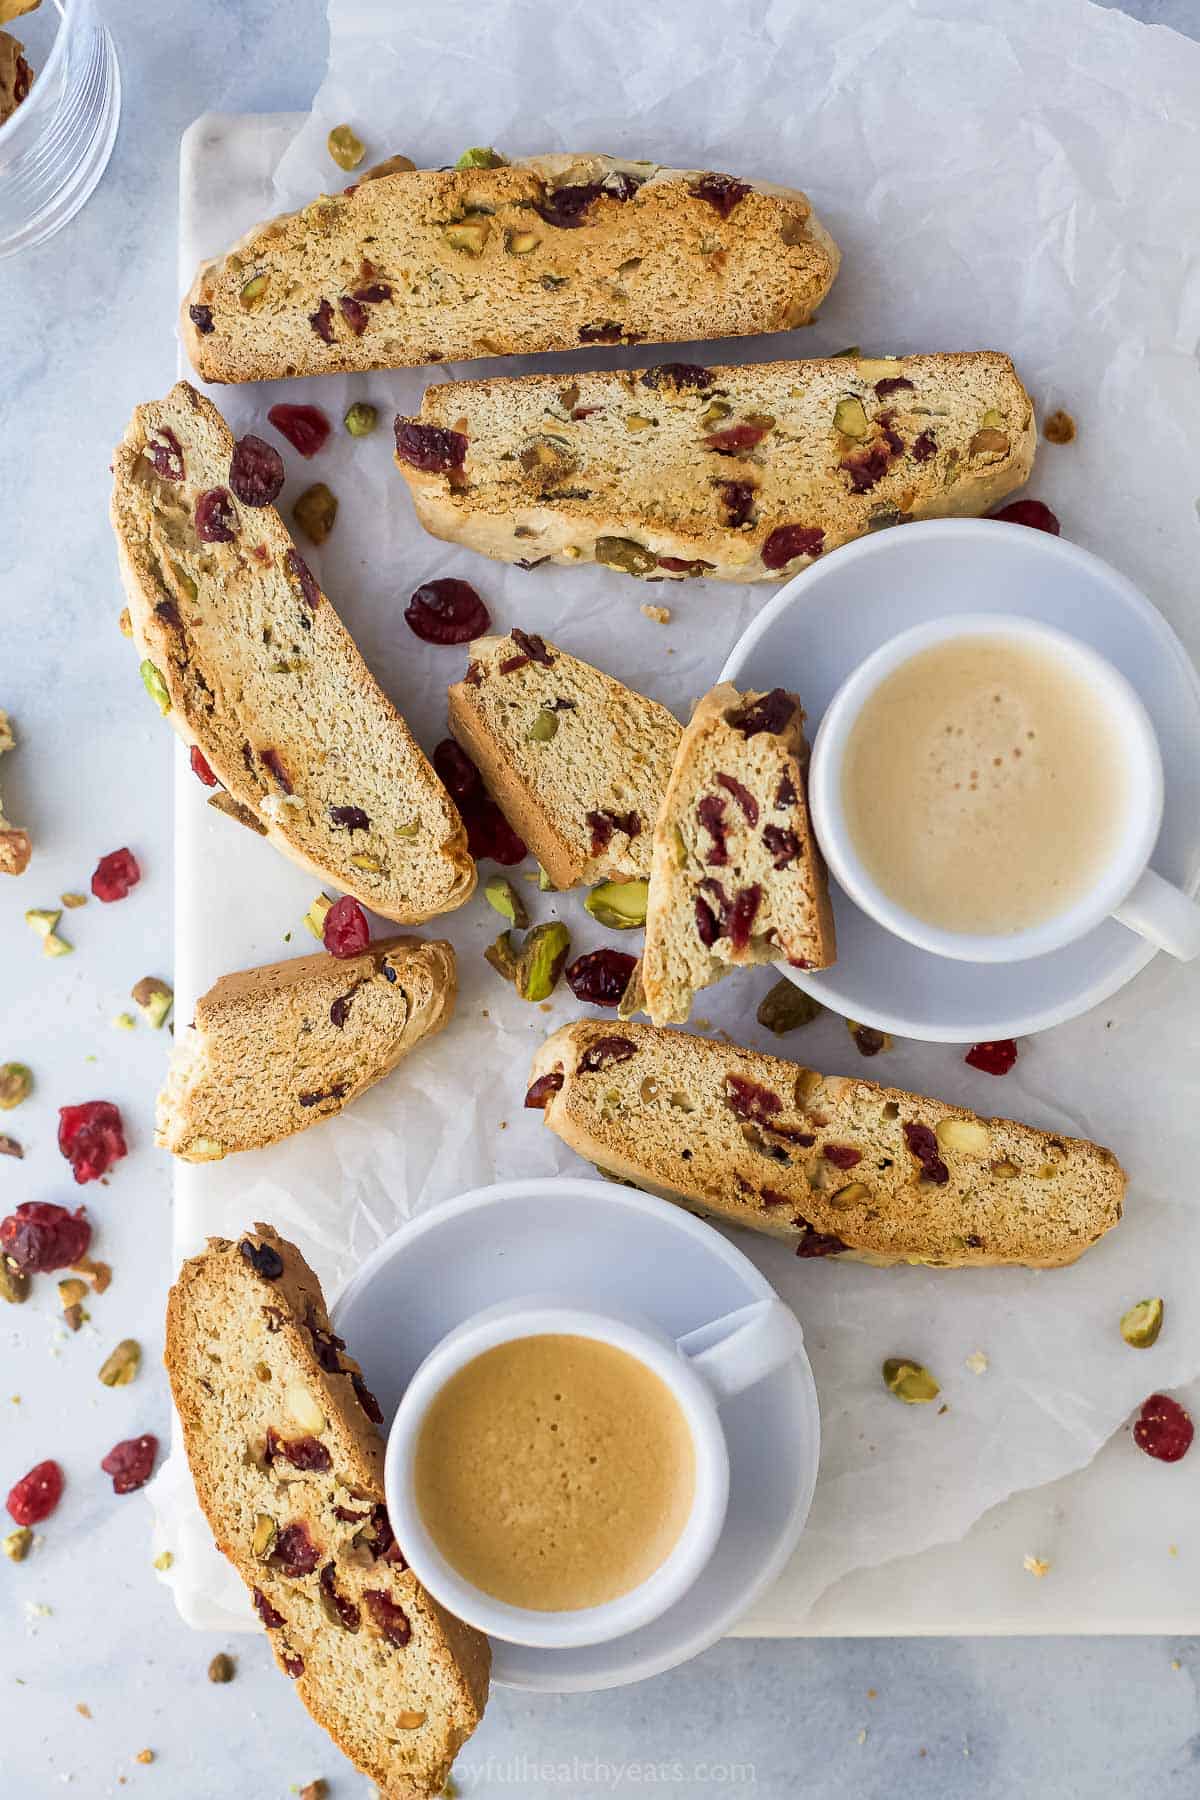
[{"xmin": 3, "ymin": 0, "xmax": 1199, "ymax": 1794}]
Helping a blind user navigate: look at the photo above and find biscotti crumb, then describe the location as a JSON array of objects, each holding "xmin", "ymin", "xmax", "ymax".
[
  {"xmin": 1043, "ymin": 408, "xmax": 1076, "ymax": 444},
  {"xmin": 965, "ymin": 1349, "xmax": 989, "ymax": 1375},
  {"xmin": 1022, "ymin": 1555, "xmax": 1051, "ymax": 1579},
  {"xmin": 640, "ymin": 604, "xmax": 671, "ymax": 624}
]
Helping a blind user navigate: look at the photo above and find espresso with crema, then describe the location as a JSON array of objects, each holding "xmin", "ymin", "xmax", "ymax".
[
  {"xmin": 414, "ymin": 1334, "xmax": 695, "ymax": 1612},
  {"xmin": 841, "ymin": 635, "xmax": 1127, "ymax": 935}
]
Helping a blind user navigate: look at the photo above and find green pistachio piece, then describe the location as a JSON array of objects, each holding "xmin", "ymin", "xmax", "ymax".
[
  {"xmin": 1120, "ymin": 1297, "xmax": 1164, "ymax": 1349},
  {"xmin": 2, "ymin": 1527, "xmax": 32, "ymax": 1562},
  {"xmin": 617, "ymin": 957, "xmax": 646, "ymax": 1020},
  {"xmin": 833, "ymin": 396, "xmax": 869, "ymax": 439},
  {"xmin": 43, "ymin": 932, "xmax": 73, "ymax": 958},
  {"xmin": 455, "ymin": 146, "xmax": 506, "ymax": 169},
  {"xmin": 537, "ymin": 865, "xmax": 556, "ymax": 891},
  {"xmin": 756, "ymin": 979, "xmax": 821, "ymax": 1035},
  {"xmin": 303, "ymin": 894, "xmax": 333, "ymax": 940},
  {"xmin": 327, "ymin": 123, "xmax": 366, "ymax": 171},
  {"xmin": 484, "ymin": 930, "xmax": 520, "ymax": 983},
  {"xmin": 515, "ymin": 922, "xmax": 570, "ymax": 1002},
  {"xmin": 293, "ymin": 483, "xmax": 337, "ymax": 546},
  {"xmin": 0, "ymin": 1255, "xmax": 29, "ymax": 1305},
  {"xmin": 343, "ymin": 401, "xmax": 378, "ymax": 438},
  {"xmin": 239, "ymin": 272, "xmax": 269, "ymax": 309},
  {"xmin": 131, "ymin": 976, "xmax": 174, "ymax": 1029},
  {"xmin": 0, "ymin": 1063, "xmax": 32, "ymax": 1110},
  {"xmin": 98, "ymin": 1338, "xmax": 141, "ymax": 1387},
  {"xmin": 140, "ymin": 660, "xmax": 171, "ymax": 714},
  {"xmin": 112, "ymin": 1013, "xmax": 136, "ymax": 1032},
  {"xmin": 585, "ymin": 879, "xmax": 649, "ymax": 930},
  {"xmin": 527, "ymin": 709, "xmax": 559, "ymax": 743},
  {"xmin": 882, "ymin": 1358, "xmax": 940, "ymax": 1404},
  {"xmin": 24, "ymin": 909, "xmax": 60, "ymax": 942},
  {"xmin": 594, "ymin": 536, "xmax": 659, "ymax": 577},
  {"xmin": 169, "ymin": 560, "xmax": 198, "ymax": 602},
  {"xmin": 484, "ymin": 876, "xmax": 529, "ymax": 930}
]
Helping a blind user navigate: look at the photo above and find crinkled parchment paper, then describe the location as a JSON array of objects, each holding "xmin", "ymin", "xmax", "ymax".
[{"xmin": 155, "ymin": 0, "xmax": 1200, "ymax": 1630}]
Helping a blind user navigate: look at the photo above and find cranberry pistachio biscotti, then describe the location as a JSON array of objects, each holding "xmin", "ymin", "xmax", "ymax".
[
  {"xmin": 394, "ymin": 352, "xmax": 1036, "ymax": 582},
  {"xmin": 111, "ymin": 382, "xmax": 475, "ymax": 922},
  {"xmin": 527, "ymin": 1023, "xmax": 1125, "ymax": 1268},
  {"xmin": 165, "ymin": 1225, "xmax": 489, "ymax": 1797},
  {"xmin": 182, "ymin": 153, "xmax": 839, "ymax": 384}
]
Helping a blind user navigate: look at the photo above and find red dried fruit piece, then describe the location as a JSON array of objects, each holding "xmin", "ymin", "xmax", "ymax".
[
  {"xmin": 641, "ymin": 364, "xmax": 713, "ymax": 392},
  {"xmin": 101, "ymin": 1434, "xmax": 158, "ymax": 1495},
  {"xmin": 268, "ymin": 404, "xmax": 331, "ymax": 458},
  {"xmin": 511, "ymin": 628, "xmax": 553, "ymax": 667},
  {"xmin": 763, "ymin": 824, "xmax": 800, "ymax": 869},
  {"xmin": 715, "ymin": 772, "xmax": 758, "ymax": 825},
  {"xmin": 195, "ymin": 487, "xmax": 238, "ymax": 543},
  {"xmin": 253, "ymin": 1587, "xmax": 285, "ymax": 1629},
  {"xmin": 729, "ymin": 690, "xmax": 794, "ymax": 739},
  {"xmin": 725, "ymin": 1075, "xmax": 782, "ymax": 1124},
  {"xmin": 352, "ymin": 1374, "xmax": 384, "ymax": 1425},
  {"xmin": 762, "ymin": 525, "xmax": 825, "ymax": 570},
  {"xmin": 323, "ymin": 896, "xmax": 371, "ymax": 959},
  {"xmin": 433, "ymin": 739, "xmax": 482, "ymax": 804},
  {"xmin": 699, "ymin": 877, "xmax": 731, "ymax": 936},
  {"xmin": 760, "ymin": 1189, "xmax": 791, "ymax": 1207},
  {"xmin": 689, "ymin": 172, "xmax": 751, "ymax": 216},
  {"xmin": 657, "ymin": 556, "xmax": 715, "ymax": 577},
  {"xmin": 840, "ymin": 442, "xmax": 893, "ymax": 494},
  {"xmin": 329, "ymin": 993, "xmax": 354, "ymax": 1029},
  {"xmin": 7, "ymin": 1459, "xmax": 64, "ymax": 1526},
  {"xmin": 188, "ymin": 304, "xmax": 215, "ymax": 336},
  {"xmin": 352, "ymin": 283, "xmax": 393, "ymax": 305},
  {"xmin": 146, "ymin": 426, "xmax": 185, "ymax": 482},
  {"xmin": 903, "ymin": 1121, "xmax": 950, "ymax": 1186},
  {"xmin": 339, "ymin": 295, "xmax": 369, "ymax": 335},
  {"xmin": 285, "ymin": 548, "xmax": 321, "ymax": 611},
  {"xmin": 587, "ymin": 809, "xmax": 639, "ymax": 857},
  {"xmin": 775, "ymin": 772, "xmax": 797, "ymax": 807},
  {"xmin": 329, "ymin": 805, "xmax": 370, "ymax": 831},
  {"xmin": 309, "ymin": 298, "xmax": 335, "ymax": 343},
  {"xmin": 1133, "ymin": 1393, "xmax": 1194, "ymax": 1463},
  {"xmin": 272, "ymin": 1433, "xmax": 332, "ymax": 1473},
  {"xmin": 298, "ymin": 1081, "xmax": 348, "ymax": 1111},
  {"xmin": 282, "ymin": 1651, "xmax": 304, "ymax": 1678},
  {"xmin": 240, "ymin": 1237, "xmax": 283, "ymax": 1280},
  {"xmin": 465, "ymin": 797, "xmax": 527, "ymax": 865},
  {"xmin": 874, "ymin": 376, "xmax": 914, "ymax": 399},
  {"xmin": 155, "ymin": 597, "xmax": 183, "ymax": 630},
  {"xmin": 991, "ymin": 499, "xmax": 1061, "ymax": 535},
  {"xmin": 965, "ymin": 1039, "xmax": 1018, "ymax": 1076},
  {"xmin": 704, "ymin": 422, "xmax": 770, "ymax": 455},
  {"xmin": 92, "ymin": 846, "xmax": 140, "ymax": 902},
  {"xmin": 697, "ymin": 794, "xmax": 730, "ymax": 866},
  {"xmin": 823, "ymin": 1144, "xmax": 862, "ymax": 1169},
  {"xmin": 728, "ymin": 884, "xmax": 762, "ymax": 950},
  {"xmin": 579, "ymin": 1037, "xmax": 637, "ymax": 1074},
  {"xmin": 0, "ymin": 1202, "xmax": 91, "ymax": 1273},
  {"xmin": 536, "ymin": 181, "xmax": 604, "ymax": 228},
  {"xmin": 58, "ymin": 1101, "xmax": 127, "ymax": 1184},
  {"xmin": 363, "ymin": 1588, "xmax": 412, "ymax": 1647},
  {"xmin": 405, "ymin": 579, "xmax": 491, "ymax": 645},
  {"xmin": 394, "ymin": 420, "xmax": 469, "ymax": 473},
  {"xmin": 304, "ymin": 1304, "xmax": 346, "ymax": 1373},
  {"xmin": 695, "ymin": 896, "xmax": 719, "ymax": 947},
  {"xmin": 795, "ymin": 1225, "xmax": 849, "ymax": 1258},
  {"xmin": 852, "ymin": 1024, "xmax": 886, "ymax": 1057},
  {"xmin": 320, "ymin": 1562, "xmax": 361, "ymax": 1630},
  {"xmin": 525, "ymin": 1071, "xmax": 564, "ymax": 1108},
  {"xmin": 877, "ymin": 412, "xmax": 905, "ymax": 457},
  {"xmin": 717, "ymin": 480, "xmax": 756, "ymax": 528},
  {"xmin": 230, "ymin": 434, "xmax": 285, "ymax": 507},
  {"xmin": 260, "ymin": 748, "xmax": 292, "ymax": 793},
  {"xmin": 271, "ymin": 1521, "xmax": 321, "ymax": 1577},
  {"xmin": 566, "ymin": 949, "xmax": 638, "ymax": 1008},
  {"xmin": 579, "ymin": 322, "xmax": 627, "ymax": 344},
  {"xmin": 363, "ymin": 1503, "xmax": 404, "ymax": 1564},
  {"xmin": 912, "ymin": 430, "xmax": 937, "ymax": 462},
  {"xmin": 190, "ymin": 746, "xmax": 218, "ymax": 787}
]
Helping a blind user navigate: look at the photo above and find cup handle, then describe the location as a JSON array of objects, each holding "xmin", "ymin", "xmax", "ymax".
[
  {"xmin": 676, "ymin": 1298, "xmax": 806, "ymax": 1405},
  {"xmin": 1112, "ymin": 868, "xmax": 1200, "ymax": 962}
]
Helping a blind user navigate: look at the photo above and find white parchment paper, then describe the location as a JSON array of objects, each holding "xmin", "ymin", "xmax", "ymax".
[{"xmin": 155, "ymin": 0, "xmax": 1200, "ymax": 1629}]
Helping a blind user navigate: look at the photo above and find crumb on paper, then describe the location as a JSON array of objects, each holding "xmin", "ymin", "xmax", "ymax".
[
  {"xmin": 152, "ymin": 1551, "xmax": 173, "ymax": 1572},
  {"xmin": 61, "ymin": 893, "xmax": 87, "ymax": 909},
  {"xmin": 1172, "ymin": 1658, "xmax": 1182, "ymax": 1670},
  {"xmin": 1169, "ymin": 1544, "xmax": 1179, "ymax": 1557},
  {"xmin": 1043, "ymin": 408, "xmax": 1076, "ymax": 444},
  {"xmin": 75, "ymin": 1703, "xmax": 91, "ymax": 1719},
  {"xmin": 866, "ymin": 1688, "xmax": 877, "ymax": 1699},
  {"xmin": 134, "ymin": 1750, "xmax": 154, "ymax": 1765},
  {"xmin": 937, "ymin": 1402, "xmax": 949, "ymax": 1415},
  {"xmin": 641, "ymin": 603, "xmax": 671, "ymax": 624},
  {"xmin": 856, "ymin": 1729, "xmax": 867, "ymax": 1746},
  {"xmin": 966, "ymin": 1349, "xmax": 989, "ymax": 1375},
  {"xmin": 1023, "ymin": 1554, "xmax": 1051, "ymax": 1579}
]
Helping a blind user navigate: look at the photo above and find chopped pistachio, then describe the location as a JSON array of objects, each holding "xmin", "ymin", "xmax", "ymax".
[
  {"xmin": 349, "ymin": 853, "xmax": 383, "ymax": 872},
  {"xmin": 343, "ymin": 401, "xmax": 378, "ymax": 438},
  {"xmin": 293, "ymin": 483, "xmax": 337, "ymax": 546},
  {"xmin": 833, "ymin": 396, "xmax": 869, "ymax": 439},
  {"xmin": 238, "ymin": 272, "xmax": 269, "ymax": 309},
  {"xmin": 58, "ymin": 1278, "xmax": 87, "ymax": 1311},
  {"xmin": 980, "ymin": 408, "xmax": 1004, "ymax": 429},
  {"xmin": 506, "ymin": 229, "xmax": 538, "ymax": 254},
  {"xmin": 1120, "ymin": 1297, "xmax": 1164, "ymax": 1349},
  {"xmin": 585, "ymin": 879, "xmax": 648, "ymax": 930},
  {"xmin": 455, "ymin": 146, "xmax": 506, "ymax": 168},
  {"xmin": 756, "ymin": 979, "xmax": 821, "ymax": 1035},
  {"xmin": 169, "ymin": 559, "xmax": 198, "ymax": 602},
  {"xmin": 0, "ymin": 1257, "xmax": 29, "ymax": 1305},
  {"xmin": 537, "ymin": 865, "xmax": 556, "ymax": 891},
  {"xmin": 43, "ymin": 932, "xmax": 73, "ymax": 959},
  {"xmin": 484, "ymin": 876, "xmax": 529, "ymax": 929},
  {"xmin": 484, "ymin": 930, "xmax": 520, "ymax": 983},
  {"xmin": 0, "ymin": 1063, "xmax": 31, "ymax": 1110},
  {"xmin": 60, "ymin": 892, "xmax": 87, "ymax": 909},
  {"xmin": 207, "ymin": 1652, "xmax": 235, "ymax": 1683},
  {"xmin": 112, "ymin": 1013, "xmax": 136, "ymax": 1032},
  {"xmin": 443, "ymin": 220, "xmax": 490, "ymax": 256},
  {"xmin": 153, "ymin": 1551, "xmax": 174, "ymax": 1572},
  {"xmin": 594, "ymin": 536, "xmax": 658, "ymax": 577},
  {"xmin": 515, "ymin": 922, "xmax": 570, "ymax": 1001},
  {"xmin": 251, "ymin": 1514, "xmax": 277, "ymax": 1561},
  {"xmin": 670, "ymin": 826, "xmax": 688, "ymax": 869},
  {"xmin": 303, "ymin": 894, "xmax": 334, "ymax": 940},
  {"xmin": 882, "ymin": 1358, "xmax": 940, "ymax": 1404},
  {"xmin": 700, "ymin": 400, "xmax": 732, "ymax": 428},
  {"xmin": 527, "ymin": 708, "xmax": 559, "ymax": 743},
  {"xmin": 0, "ymin": 1136, "xmax": 22, "ymax": 1160},
  {"xmin": 327, "ymin": 123, "xmax": 365, "ymax": 170},
  {"xmin": 131, "ymin": 976, "xmax": 173, "ymax": 1029},
  {"xmin": 2, "ymin": 1527, "xmax": 32, "ymax": 1563},
  {"xmin": 25, "ymin": 908, "xmax": 60, "ymax": 940},
  {"xmin": 831, "ymin": 345, "xmax": 862, "ymax": 359},
  {"xmin": 140, "ymin": 659, "xmax": 171, "ymax": 714},
  {"xmin": 98, "ymin": 1339, "xmax": 141, "ymax": 1388},
  {"xmin": 118, "ymin": 607, "xmax": 133, "ymax": 638}
]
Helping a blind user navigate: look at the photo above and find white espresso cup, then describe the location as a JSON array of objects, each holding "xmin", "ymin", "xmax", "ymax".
[
  {"xmin": 808, "ymin": 612, "xmax": 1200, "ymax": 965},
  {"xmin": 384, "ymin": 1292, "xmax": 807, "ymax": 1649}
]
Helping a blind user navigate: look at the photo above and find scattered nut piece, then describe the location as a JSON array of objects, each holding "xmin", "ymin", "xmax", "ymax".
[
  {"xmin": 349, "ymin": 852, "xmax": 382, "ymax": 872},
  {"xmin": 303, "ymin": 893, "xmax": 334, "ymax": 940},
  {"xmin": 299, "ymin": 1782, "xmax": 330, "ymax": 1800},
  {"xmin": 640, "ymin": 604, "xmax": 671, "ymax": 624},
  {"xmin": 1043, "ymin": 409, "xmax": 1076, "ymax": 445},
  {"xmin": 484, "ymin": 931, "xmax": 520, "ymax": 983},
  {"xmin": 140, "ymin": 659, "xmax": 171, "ymax": 714},
  {"xmin": 3, "ymin": 1527, "xmax": 32, "ymax": 1562},
  {"xmin": 829, "ymin": 1182, "xmax": 869, "ymax": 1209},
  {"xmin": 527, "ymin": 708, "xmax": 559, "ymax": 743},
  {"xmin": 209, "ymin": 792, "xmax": 268, "ymax": 835},
  {"xmin": 60, "ymin": 892, "xmax": 87, "ymax": 909},
  {"xmin": 0, "ymin": 1062, "xmax": 31, "ymax": 1109},
  {"xmin": 585, "ymin": 879, "xmax": 648, "ymax": 930},
  {"xmin": 327, "ymin": 123, "xmax": 365, "ymax": 171},
  {"xmin": 112, "ymin": 1012, "xmax": 136, "ymax": 1032},
  {"xmin": 98, "ymin": 1340, "xmax": 141, "ymax": 1388},
  {"xmin": 882, "ymin": 1358, "xmax": 940, "ymax": 1404},
  {"xmin": 0, "ymin": 1257, "xmax": 30, "ymax": 1305},
  {"xmin": 131, "ymin": 977, "xmax": 173, "ymax": 1029},
  {"xmin": 71, "ymin": 1257, "xmax": 111, "ymax": 1294},
  {"xmin": 965, "ymin": 1350, "xmax": 989, "ymax": 1376},
  {"xmin": 153, "ymin": 1551, "xmax": 173, "ymax": 1572},
  {"xmin": 251, "ymin": 1514, "xmax": 277, "ymax": 1561},
  {"xmin": 76, "ymin": 1702, "xmax": 92, "ymax": 1718},
  {"xmin": 293, "ymin": 483, "xmax": 338, "ymax": 546},
  {"xmin": 1120, "ymin": 1297, "xmax": 1164, "ymax": 1349},
  {"xmin": 847, "ymin": 1019, "xmax": 890, "ymax": 1057},
  {"xmin": 515, "ymin": 922, "xmax": 571, "ymax": 1002},
  {"xmin": 118, "ymin": 607, "xmax": 133, "ymax": 637},
  {"xmin": 207, "ymin": 1652, "xmax": 235, "ymax": 1684},
  {"xmin": 58, "ymin": 1277, "xmax": 88, "ymax": 1310},
  {"xmin": 0, "ymin": 1135, "xmax": 21, "ymax": 1159},
  {"xmin": 284, "ymin": 1381, "xmax": 326, "ymax": 1435},
  {"xmin": 833, "ymin": 396, "xmax": 869, "ymax": 439},
  {"xmin": 62, "ymin": 1303, "xmax": 86, "ymax": 1332},
  {"xmin": 396, "ymin": 1709, "xmax": 427, "ymax": 1729},
  {"xmin": 484, "ymin": 876, "xmax": 529, "ymax": 930},
  {"xmin": 1022, "ymin": 1554, "xmax": 1051, "ymax": 1579},
  {"xmin": 537, "ymin": 865, "xmax": 555, "ymax": 892},
  {"xmin": 935, "ymin": 1117, "xmax": 990, "ymax": 1156},
  {"xmin": 134, "ymin": 1749, "xmax": 154, "ymax": 1765},
  {"xmin": 757, "ymin": 979, "xmax": 821, "ymax": 1035},
  {"xmin": 343, "ymin": 401, "xmax": 377, "ymax": 438},
  {"xmin": 239, "ymin": 272, "xmax": 268, "ymax": 309},
  {"xmin": 455, "ymin": 146, "xmax": 506, "ymax": 168}
]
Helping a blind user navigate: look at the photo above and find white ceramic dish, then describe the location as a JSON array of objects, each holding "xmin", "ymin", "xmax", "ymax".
[
  {"xmin": 332, "ymin": 1179, "xmax": 821, "ymax": 1693},
  {"xmin": 720, "ymin": 518, "xmax": 1200, "ymax": 1042}
]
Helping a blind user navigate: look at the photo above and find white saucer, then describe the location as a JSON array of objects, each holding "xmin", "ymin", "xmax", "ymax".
[
  {"xmin": 721, "ymin": 518, "xmax": 1200, "ymax": 1042},
  {"xmin": 331, "ymin": 1179, "xmax": 820, "ymax": 1693}
]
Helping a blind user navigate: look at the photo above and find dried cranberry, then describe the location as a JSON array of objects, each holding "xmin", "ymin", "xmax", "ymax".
[
  {"xmin": 239, "ymin": 1237, "xmax": 283, "ymax": 1280},
  {"xmin": 352, "ymin": 1373, "xmax": 384, "ymax": 1425},
  {"xmin": 271, "ymin": 1521, "xmax": 321, "ymax": 1577},
  {"xmin": 704, "ymin": 422, "xmax": 769, "ymax": 455},
  {"xmin": 795, "ymin": 1225, "xmax": 849, "ymax": 1258},
  {"xmin": 465, "ymin": 797, "xmax": 527, "ymax": 865},
  {"xmin": 91, "ymin": 846, "xmax": 140, "ymax": 902},
  {"xmin": 339, "ymin": 295, "xmax": 369, "ymax": 335},
  {"xmin": 717, "ymin": 481, "xmax": 756, "ymax": 527},
  {"xmin": 699, "ymin": 877, "xmax": 731, "ymax": 934},
  {"xmin": 282, "ymin": 1651, "xmax": 304, "ymax": 1678},
  {"xmin": 1134, "ymin": 1394, "xmax": 1194, "ymax": 1463},
  {"xmin": 991, "ymin": 499, "xmax": 1061, "ymax": 535},
  {"xmin": 195, "ymin": 487, "xmax": 237, "ymax": 543},
  {"xmin": 433, "ymin": 739, "xmax": 482, "ymax": 804},
  {"xmin": 58, "ymin": 1102, "xmax": 127, "ymax": 1184},
  {"xmin": 146, "ymin": 426, "xmax": 185, "ymax": 482},
  {"xmin": 320, "ymin": 1562, "xmax": 361, "ymax": 1630},
  {"xmin": 0, "ymin": 1202, "xmax": 90, "ymax": 1273},
  {"xmin": 578, "ymin": 1037, "xmax": 637, "ymax": 1074},
  {"xmin": 405, "ymin": 578, "xmax": 490, "ymax": 645},
  {"xmin": 308, "ymin": 298, "xmax": 335, "ymax": 343},
  {"xmin": 361, "ymin": 1503, "xmax": 402, "ymax": 1563},
  {"xmin": 566, "ymin": 949, "xmax": 638, "ymax": 1008},
  {"xmin": 715, "ymin": 772, "xmax": 758, "ymax": 825},
  {"xmin": 268, "ymin": 404, "xmax": 331, "ymax": 458},
  {"xmin": 728, "ymin": 690, "xmax": 794, "ymax": 738},
  {"xmin": 330, "ymin": 993, "xmax": 353, "ymax": 1029},
  {"xmin": 188, "ymin": 304, "xmax": 215, "ymax": 336},
  {"xmin": 304, "ymin": 1304, "xmax": 346, "ymax": 1373},
  {"xmin": 841, "ymin": 442, "xmax": 893, "ymax": 494},
  {"xmin": 587, "ymin": 809, "xmax": 639, "ymax": 857},
  {"xmin": 695, "ymin": 896, "xmax": 719, "ymax": 946},
  {"xmin": 190, "ymin": 746, "xmax": 218, "ymax": 787},
  {"xmin": 230, "ymin": 434, "xmax": 285, "ymax": 507},
  {"xmin": 155, "ymin": 597, "xmax": 183, "ymax": 630},
  {"xmin": 101, "ymin": 1434, "xmax": 158, "ymax": 1495},
  {"xmin": 253, "ymin": 1587, "xmax": 285, "ymax": 1629},
  {"xmin": 579, "ymin": 322, "xmax": 627, "ymax": 344},
  {"xmin": 298, "ymin": 1082, "xmax": 348, "ymax": 1110},
  {"xmin": 762, "ymin": 525, "xmax": 825, "ymax": 570},
  {"xmin": 260, "ymin": 747, "xmax": 292, "ymax": 793},
  {"xmin": 274, "ymin": 1434, "xmax": 332, "ymax": 1473},
  {"xmin": 965, "ymin": 1039, "xmax": 1018, "ymax": 1076},
  {"xmin": 323, "ymin": 896, "xmax": 371, "ymax": 959},
  {"xmin": 877, "ymin": 412, "xmax": 905, "ymax": 457},
  {"xmin": 689, "ymin": 172, "xmax": 751, "ymax": 216},
  {"xmin": 394, "ymin": 420, "xmax": 469, "ymax": 473},
  {"xmin": 903, "ymin": 1121, "xmax": 950, "ymax": 1185},
  {"xmin": 525, "ymin": 1071, "xmax": 564, "ymax": 1108},
  {"xmin": 657, "ymin": 556, "xmax": 714, "ymax": 577},
  {"xmin": 912, "ymin": 430, "xmax": 937, "ymax": 462},
  {"xmin": 536, "ymin": 182, "xmax": 603, "ymax": 227},
  {"xmin": 852, "ymin": 1024, "xmax": 887, "ymax": 1057},
  {"xmin": 728, "ymin": 885, "xmax": 762, "ymax": 950},
  {"xmin": 775, "ymin": 772, "xmax": 798, "ymax": 807},
  {"xmin": 511, "ymin": 627, "xmax": 553, "ymax": 666},
  {"xmin": 7, "ymin": 1460, "xmax": 64, "ymax": 1526},
  {"xmin": 725, "ymin": 1075, "xmax": 782, "ymax": 1124},
  {"xmin": 760, "ymin": 1189, "xmax": 790, "ymax": 1207},
  {"xmin": 823, "ymin": 1144, "xmax": 862, "ymax": 1169},
  {"xmin": 874, "ymin": 376, "xmax": 914, "ymax": 399},
  {"xmin": 763, "ymin": 825, "xmax": 801, "ymax": 869},
  {"xmin": 363, "ymin": 1588, "xmax": 411, "ymax": 1647},
  {"xmin": 329, "ymin": 805, "xmax": 370, "ymax": 832},
  {"xmin": 697, "ymin": 794, "xmax": 730, "ymax": 865},
  {"xmin": 285, "ymin": 548, "xmax": 321, "ymax": 610},
  {"xmin": 641, "ymin": 364, "xmax": 713, "ymax": 392},
  {"xmin": 352, "ymin": 283, "xmax": 393, "ymax": 305}
]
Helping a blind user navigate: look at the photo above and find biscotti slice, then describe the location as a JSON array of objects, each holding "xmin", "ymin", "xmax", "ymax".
[
  {"xmin": 0, "ymin": 711, "xmax": 30, "ymax": 875},
  {"xmin": 157, "ymin": 937, "xmax": 454, "ymax": 1161},
  {"xmin": 527, "ymin": 1023, "xmax": 1125, "ymax": 1269},
  {"xmin": 165, "ymin": 1224, "xmax": 489, "ymax": 1796},
  {"xmin": 447, "ymin": 630, "xmax": 681, "ymax": 888},
  {"xmin": 639, "ymin": 685, "xmax": 833, "ymax": 1023},
  {"xmin": 394, "ymin": 352, "xmax": 1036, "ymax": 584},
  {"xmin": 182, "ymin": 152, "xmax": 838, "ymax": 384},
  {"xmin": 0, "ymin": 30, "xmax": 32, "ymax": 126},
  {"xmin": 111, "ymin": 382, "xmax": 474, "ymax": 922}
]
